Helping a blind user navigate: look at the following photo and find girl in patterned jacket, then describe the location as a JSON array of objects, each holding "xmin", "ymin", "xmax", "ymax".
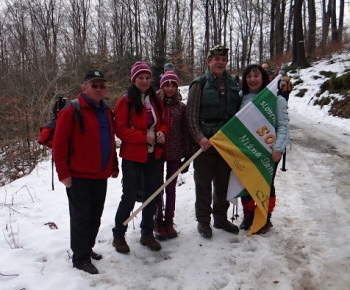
[{"xmin": 154, "ymin": 71, "xmax": 191, "ymax": 240}]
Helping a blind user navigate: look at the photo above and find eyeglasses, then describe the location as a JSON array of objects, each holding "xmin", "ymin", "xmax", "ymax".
[{"xmin": 91, "ymin": 84, "xmax": 106, "ymax": 89}]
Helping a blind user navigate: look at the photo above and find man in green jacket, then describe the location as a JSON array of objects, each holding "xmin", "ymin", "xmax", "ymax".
[{"xmin": 186, "ymin": 44, "xmax": 241, "ymax": 239}]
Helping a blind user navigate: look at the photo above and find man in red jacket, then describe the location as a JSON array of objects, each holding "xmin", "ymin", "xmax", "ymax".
[{"xmin": 53, "ymin": 70, "xmax": 119, "ymax": 275}]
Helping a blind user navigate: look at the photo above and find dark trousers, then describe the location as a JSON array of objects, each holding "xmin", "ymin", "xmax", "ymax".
[
  {"xmin": 156, "ymin": 159, "xmax": 181, "ymax": 221},
  {"xmin": 113, "ymin": 153, "xmax": 162, "ymax": 237},
  {"xmin": 66, "ymin": 177, "xmax": 107, "ymax": 266},
  {"xmin": 193, "ymin": 147, "xmax": 231, "ymax": 224}
]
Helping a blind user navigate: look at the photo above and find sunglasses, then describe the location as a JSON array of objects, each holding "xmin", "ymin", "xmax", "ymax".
[{"xmin": 91, "ymin": 84, "xmax": 106, "ymax": 89}]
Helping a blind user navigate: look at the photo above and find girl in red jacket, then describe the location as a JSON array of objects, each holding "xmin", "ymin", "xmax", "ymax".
[
  {"xmin": 154, "ymin": 71, "xmax": 191, "ymax": 240},
  {"xmin": 112, "ymin": 61, "xmax": 168, "ymax": 253}
]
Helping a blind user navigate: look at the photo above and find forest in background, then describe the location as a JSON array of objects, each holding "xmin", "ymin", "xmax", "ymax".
[{"xmin": 0, "ymin": 0, "xmax": 348, "ymax": 184}]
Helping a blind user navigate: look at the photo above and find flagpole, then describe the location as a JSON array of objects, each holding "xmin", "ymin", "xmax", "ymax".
[{"xmin": 123, "ymin": 148, "xmax": 203, "ymax": 226}]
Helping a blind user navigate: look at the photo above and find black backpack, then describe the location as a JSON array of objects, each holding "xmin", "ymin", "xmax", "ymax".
[
  {"xmin": 38, "ymin": 96, "xmax": 83, "ymax": 190},
  {"xmin": 38, "ymin": 97, "xmax": 82, "ymax": 149}
]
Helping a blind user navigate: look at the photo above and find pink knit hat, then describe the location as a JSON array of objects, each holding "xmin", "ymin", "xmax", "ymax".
[
  {"xmin": 130, "ymin": 61, "xmax": 152, "ymax": 83},
  {"xmin": 160, "ymin": 71, "xmax": 179, "ymax": 89}
]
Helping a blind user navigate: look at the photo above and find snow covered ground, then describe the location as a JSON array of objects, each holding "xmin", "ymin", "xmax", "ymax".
[{"xmin": 1, "ymin": 51, "xmax": 350, "ymax": 290}]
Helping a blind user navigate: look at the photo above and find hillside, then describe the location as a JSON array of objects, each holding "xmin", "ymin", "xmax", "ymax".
[{"xmin": 289, "ymin": 50, "xmax": 350, "ymax": 119}]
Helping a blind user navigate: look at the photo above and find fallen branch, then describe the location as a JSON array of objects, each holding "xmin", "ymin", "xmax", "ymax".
[
  {"xmin": 0, "ymin": 272, "xmax": 19, "ymax": 277},
  {"xmin": 13, "ymin": 185, "xmax": 36, "ymax": 203},
  {"xmin": 0, "ymin": 203, "xmax": 20, "ymax": 213}
]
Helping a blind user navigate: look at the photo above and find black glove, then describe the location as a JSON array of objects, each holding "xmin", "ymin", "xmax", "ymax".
[{"xmin": 180, "ymin": 157, "xmax": 190, "ymax": 174}]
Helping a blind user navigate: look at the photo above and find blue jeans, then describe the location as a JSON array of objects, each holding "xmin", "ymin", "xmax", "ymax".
[{"xmin": 113, "ymin": 153, "xmax": 162, "ymax": 237}]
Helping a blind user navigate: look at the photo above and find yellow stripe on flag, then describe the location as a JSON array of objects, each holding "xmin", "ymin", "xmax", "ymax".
[{"xmin": 211, "ymin": 130, "xmax": 270, "ymax": 235}]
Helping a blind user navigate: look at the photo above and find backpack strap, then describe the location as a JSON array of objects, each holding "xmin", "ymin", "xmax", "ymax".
[
  {"xmin": 70, "ymin": 98, "xmax": 84, "ymax": 134},
  {"xmin": 199, "ymin": 75, "xmax": 206, "ymax": 91},
  {"xmin": 67, "ymin": 98, "xmax": 84, "ymax": 153},
  {"xmin": 123, "ymin": 94, "xmax": 133, "ymax": 125},
  {"xmin": 189, "ymin": 75, "xmax": 206, "ymax": 92}
]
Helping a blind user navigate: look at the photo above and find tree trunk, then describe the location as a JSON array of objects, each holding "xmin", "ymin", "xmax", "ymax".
[
  {"xmin": 270, "ymin": 0, "xmax": 276, "ymax": 58},
  {"xmin": 338, "ymin": 0, "xmax": 344, "ymax": 42},
  {"xmin": 204, "ymin": 0, "xmax": 210, "ymax": 60},
  {"xmin": 257, "ymin": 0, "xmax": 264, "ymax": 63},
  {"xmin": 189, "ymin": 0, "xmax": 195, "ymax": 76},
  {"xmin": 275, "ymin": 0, "xmax": 285, "ymax": 55},
  {"xmin": 286, "ymin": 0, "xmax": 293, "ymax": 52},
  {"xmin": 307, "ymin": 0, "xmax": 316, "ymax": 56},
  {"xmin": 330, "ymin": 0, "xmax": 337, "ymax": 42},
  {"xmin": 321, "ymin": 0, "xmax": 331, "ymax": 49},
  {"xmin": 293, "ymin": 0, "xmax": 306, "ymax": 67}
]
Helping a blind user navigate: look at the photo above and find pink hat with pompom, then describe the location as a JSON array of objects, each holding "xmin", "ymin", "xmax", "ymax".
[
  {"xmin": 130, "ymin": 61, "xmax": 152, "ymax": 83},
  {"xmin": 160, "ymin": 71, "xmax": 179, "ymax": 89}
]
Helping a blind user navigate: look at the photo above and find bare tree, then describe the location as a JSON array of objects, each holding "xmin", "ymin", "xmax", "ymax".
[
  {"xmin": 234, "ymin": 1, "xmax": 258, "ymax": 68},
  {"xmin": 275, "ymin": 0, "xmax": 286, "ymax": 55},
  {"xmin": 307, "ymin": 0, "xmax": 316, "ymax": 57},
  {"xmin": 203, "ymin": 0, "xmax": 210, "ymax": 55},
  {"xmin": 338, "ymin": 0, "xmax": 344, "ymax": 42},
  {"xmin": 285, "ymin": 0, "xmax": 293, "ymax": 53},
  {"xmin": 270, "ymin": 0, "xmax": 276, "ymax": 58},
  {"xmin": 147, "ymin": 0, "xmax": 169, "ymax": 86},
  {"xmin": 293, "ymin": 0, "xmax": 307, "ymax": 67},
  {"xmin": 321, "ymin": 0, "xmax": 331, "ymax": 49},
  {"xmin": 96, "ymin": 0, "xmax": 108, "ymax": 57},
  {"xmin": 189, "ymin": 0, "xmax": 195, "ymax": 76},
  {"xmin": 330, "ymin": 0, "xmax": 337, "ymax": 42},
  {"xmin": 66, "ymin": 0, "xmax": 91, "ymax": 72},
  {"xmin": 257, "ymin": 0, "xmax": 265, "ymax": 64}
]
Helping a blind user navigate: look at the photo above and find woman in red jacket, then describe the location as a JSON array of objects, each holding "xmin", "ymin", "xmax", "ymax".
[{"xmin": 112, "ymin": 61, "xmax": 168, "ymax": 253}]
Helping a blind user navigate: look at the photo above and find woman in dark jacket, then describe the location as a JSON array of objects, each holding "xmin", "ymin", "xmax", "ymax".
[{"xmin": 112, "ymin": 61, "xmax": 168, "ymax": 253}]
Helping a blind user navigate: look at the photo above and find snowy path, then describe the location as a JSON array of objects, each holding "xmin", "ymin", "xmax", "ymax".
[
  {"xmin": 269, "ymin": 107, "xmax": 350, "ymax": 290},
  {"xmin": 93, "ymin": 106, "xmax": 350, "ymax": 290}
]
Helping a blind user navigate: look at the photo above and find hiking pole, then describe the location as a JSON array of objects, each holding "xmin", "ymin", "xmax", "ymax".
[
  {"xmin": 51, "ymin": 153, "xmax": 55, "ymax": 191},
  {"xmin": 123, "ymin": 148, "xmax": 203, "ymax": 226},
  {"xmin": 231, "ymin": 198, "xmax": 237, "ymax": 222},
  {"xmin": 281, "ymin": 152, "xmax": 287, "ymax": 171},
  {"xmin": 230, "ymin": 198, "xmax": 240, "ymax": 222},
  {"xmin": 235, "ymin": 198, "xmax": 239, "ymax": 220}
]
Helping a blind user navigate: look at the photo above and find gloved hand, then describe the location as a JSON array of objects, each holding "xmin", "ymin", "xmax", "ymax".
[{"xmin": 180, "ymin": 157, "xmax": 191, "ymax": 174}]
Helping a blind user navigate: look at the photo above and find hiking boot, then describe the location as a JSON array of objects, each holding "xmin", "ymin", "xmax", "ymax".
[
  {"xmin": 112, "ymin": 237, "xmax": 130, "ymax": 253},
  {"xmin": 154, "ymin": 220, "xmax": 167, "ymax": 240},
  {"xmin": 239, "ymin": 211, "xmax": 254, "ymax": 230},
  {"xmin": 239, "ymin": 218, "xmax": 253, "ymax": 230},
  {"xmin": 197, "ymin": 222, "xmax": 212, "ymax": 239},
  {"xmin": 213, "ymin": 220, "xmax": 239, "ymax": 234},
  {"xmin": 90, "ymin": 250, "xmax": 103, "ymax": 260},
  {"xmin": 140, "ymin": 235, "xmax": 161, "ymax": 251},
  {"xmin": 165, "ymin": 219, "xmax": 178, "ymax": 239},
  {"xmin": 74, "ymin": 262, "xmax": 99, "ymax": 275}
]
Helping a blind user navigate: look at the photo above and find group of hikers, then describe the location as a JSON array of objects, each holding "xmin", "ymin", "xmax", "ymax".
[{"xmin": 51, "ymin": 44, "xmax": 291, "ymax": 275}]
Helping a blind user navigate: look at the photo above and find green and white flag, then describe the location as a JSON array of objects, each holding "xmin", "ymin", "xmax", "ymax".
[{"xmin": 210, "ymin": 75, "xmax": 281, "ymax": 235}]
